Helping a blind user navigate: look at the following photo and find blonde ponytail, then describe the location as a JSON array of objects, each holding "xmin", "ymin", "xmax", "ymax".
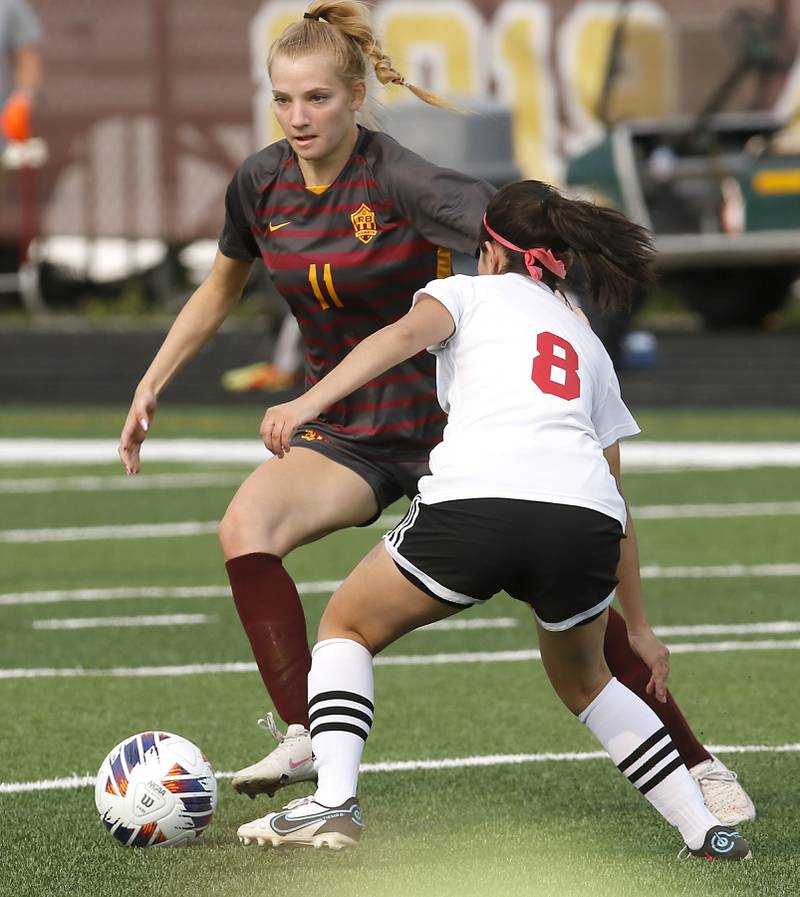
[{"xmin": 269, "ymin": 1, "xmax": 458, "ymax": 111}]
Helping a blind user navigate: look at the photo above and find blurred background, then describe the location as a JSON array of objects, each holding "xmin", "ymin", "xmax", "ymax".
[{"xmin": 1, "ymin": 0, "xmax": 799, "ymax": 407}]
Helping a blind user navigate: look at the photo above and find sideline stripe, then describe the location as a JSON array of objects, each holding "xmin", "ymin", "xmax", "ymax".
[
  {"xmin": 0, "ymin": 521, "xmax": 219, "ymax": 543},
  {"xmin": 0, "ymin": 472, "xmax": 245, "ymax": 494},
  {"xmin": 30, "ymin": 615, "xmax": 793, "ymax": 637},
  {"xmin": 3, "ymin": 638, "xmax": 800, "ymax": 679},
  {"xmin": 32, "ymin": 614, "xmax": 212, "ymax": 631},
  {"xmin": 4, "ymin": 499, "xmax": 800, "ymax": 544},
  {"xmin": 639, "ymin": 562, "xmax": 800, "ymax": 579},
  {"xmin": 634, "ymin": 501, "xmax": 800, "ymax": 519},
  {"xmin": 2, "ymin": 439, "xmax": 800, "ymax": 469},
  {"xmin": 29, "ymin": 614, "xmax": 512, "ymax": 633},
  {"xmin": 421, "ymin": 617, "xmax": 517, "ymax": 632},
  {"xmin": 654, "ymin": 621, "xmax": 800, "ymax": 637},
  {"xmin": 3, "ymin": 742, "xmax": 798, "ymax": 795},
  {"xmin": 2, "ymin": 564, "xmax": 800, "ymax": 606}
]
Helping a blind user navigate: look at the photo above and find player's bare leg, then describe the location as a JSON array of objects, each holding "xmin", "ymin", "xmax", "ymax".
[
  {"xmin": 220, "ymin": 447, "xmax": 380, "ymax": 798},
  {"xmin": 238, "ymin": 542, "xmax": 459, "ymax": 848},
  {"xmin": 537, "ymin": 613, "xmax": 751, "ymax": 860}
]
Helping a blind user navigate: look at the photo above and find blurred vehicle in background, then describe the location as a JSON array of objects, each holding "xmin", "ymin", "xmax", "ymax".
[{"xmin": 566, "ymin": 1, "xmax": 800, "ymax": 329}]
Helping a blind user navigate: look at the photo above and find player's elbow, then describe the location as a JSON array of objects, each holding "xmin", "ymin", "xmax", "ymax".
[{"xmin": 387, "ymin": 318, "xmax": 430, "ymax": 359}]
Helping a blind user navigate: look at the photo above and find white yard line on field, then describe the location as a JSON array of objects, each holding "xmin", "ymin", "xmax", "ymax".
[
  {"xmin": 0, "ymin": 581, "xmax": 340, "ymax": 606},
  {"xmin": 28, "ymin": 613, "xmax": 513, "ymax": 633},
  {"xmin": 639, "ymin": 562, "xmax": 800, "ymax": 579},
  {"xmin": 2, "ymin": 742, "xmax": 798, "ymax": 794},
  {"xmin": 0, "ymin": 472, "xmax": 245, "ymax": 494},
  {"xmin": 421, "ymin": 617, "xmax": 517, "ymax": 631},
  {"xmin": 1, "ymin": 439, "xmax": 800, "ymax": 468},
  {"xmin": 0, "ymin": 521, "xmax": 220, "ymax": 543},
  {"xmin": 633, "ymin": 501, "xmax": 800, "ymax": 519},
  {"xmin": 32, "ymin": 614, "xmax": 213, "ymax": 631},
  {"xmin": 3, "ymin": 638, "xmax": 800, "ymax": 679},
  {"xmin": 2, "ymin": 564, "xmax": 800, "ymax": 606},
  {"xmin": 4, "ymin": 498, "xmax": 800, "ymax": 544},
  {"xmin": 653, "ymin": 621, "xmax": 800, "ymax": 637}
]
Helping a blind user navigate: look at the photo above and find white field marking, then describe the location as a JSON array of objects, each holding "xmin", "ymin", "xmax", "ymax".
[
  {"xmin": 3, "ymin": 742, "xmax": 799, "ymax": 794},
  {"xmin": 0, "ymin": 521, "xmax": 219, "ymax": 543},
  {"xmin": 419, "ymin": 617, "xmax": 517, "ymax": 632},
  {"xmin": 4, "ymin": 638, "xmax": 800, "ymax": 679},
  {"xmin": 0, "ymin": 581, "xmax": 341, "ymax": 606},
  {"xmin": 3, "ymin": 563, "xmax": 800, "ymax": 607},
  {"xmin": 0, "ymin": 472, "xmax": 245, "ymax": 494},
  {"xmin": 639, "ymin": 562, "xmax": 800, "ymax": 579},
  {"xmin": 0, "ymin": 439, "xmax": 265, "ymax": 466},
  {"xmin": 653, "ymin": 621, "xmax": 800, "ymax": 637},
  {"xmin": 32, "ymin": 614, "xmax": 212, "ymax": 631},
  {"xmin": 28, "ymin": 612, "xmax": 511, "ymax": 634},
  {"xmin": 633, "ymin": 501, "xmax": 800, "ymax": 519},
  {"xmin": 2, "ymin": 439, "xmax": 800, "ymax": 469},
  {"xmin": 6, "ymin": 497, "xmax": 800, "ymax": 545}
]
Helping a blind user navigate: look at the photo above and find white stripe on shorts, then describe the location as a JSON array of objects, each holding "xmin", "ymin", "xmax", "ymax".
[
  {"xmin": 384, "ymin": 501, "xmax": 485, "ymax": 607},
  {"xmin": 533, "ymin": 590, "xmax": 616, "ymax": 632},
  {"xmin": 385, "ymin": 495, "xmax": 422, "ymax": 549}
]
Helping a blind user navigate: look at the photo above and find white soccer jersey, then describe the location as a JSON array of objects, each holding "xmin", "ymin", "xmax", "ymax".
[{"xmin": 412, "ymin": 272, "xmax": 640, "ymax": 527}]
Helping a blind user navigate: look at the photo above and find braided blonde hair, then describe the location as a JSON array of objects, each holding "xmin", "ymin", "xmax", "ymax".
[{"xmin": 268, "ymin": 0, "xmax": 454, "ymax": 110}]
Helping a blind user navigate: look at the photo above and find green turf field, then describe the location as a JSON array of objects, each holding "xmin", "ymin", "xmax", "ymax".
[{"xmin": 1, "ymin": 408, "xmax": 799, "ymax": 897}]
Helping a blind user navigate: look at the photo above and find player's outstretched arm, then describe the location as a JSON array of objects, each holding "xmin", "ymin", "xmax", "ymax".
[
  {"xmin": 603, "ymin": 441, "xmax": 670, "ymax": 702},
  {"xmin": 260, "ymin": 294, "xmax": 455, "ymax": 457},
  {"xmin": 118, "ymin": 252, "xmax": 252, "ymax": 474}
]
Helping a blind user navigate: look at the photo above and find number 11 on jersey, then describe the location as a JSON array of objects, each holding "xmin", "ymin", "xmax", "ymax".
[
  {"xmin": 531, "ymin": 331, "xmax": 581, "ymax": 400},
  {"xmin": 309, "ymin": 264, "xmax": 344, "ymax": 310}
]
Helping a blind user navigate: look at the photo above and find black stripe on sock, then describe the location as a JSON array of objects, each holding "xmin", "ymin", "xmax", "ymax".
[
  {"xmin": 309, "ymin": 690, "xmax": 375, "ymax": 713},
  {"xmin": 627, "ymin": 743, "xmax": 679, "ymax": 784},
  {"xmin": 638, "ymin": 756, "xmax": 685, "ymax": 795},
  {"xmin": 616, "ymin": 727, "xmax": 668, "ymax": 774},
  {"xmin": 309, "ymin": 705, "xmax": 373, "ymax": 729},
  {"xmin": 310, "ymin": 721, "xmax": 370, "ymax": 741}
]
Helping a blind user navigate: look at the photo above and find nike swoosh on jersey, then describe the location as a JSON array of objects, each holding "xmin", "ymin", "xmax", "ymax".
[{"xmin": 268, "ymin": 221, "xmax": 291, "ymax": 232}]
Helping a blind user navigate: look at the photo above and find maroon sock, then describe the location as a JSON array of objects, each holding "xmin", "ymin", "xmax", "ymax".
[
  {"xmin": 603, "ymin": 606, "xmax": 710, "ymax": 769},
  {"xmin": 226, "ymin": 552, "xmax": 311, "ymax": 728}
]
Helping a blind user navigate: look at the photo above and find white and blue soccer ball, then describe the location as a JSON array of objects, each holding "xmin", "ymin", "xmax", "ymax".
[{"xmin": 94, "ymin": 731, "xmax": 217, "ymax": 847}]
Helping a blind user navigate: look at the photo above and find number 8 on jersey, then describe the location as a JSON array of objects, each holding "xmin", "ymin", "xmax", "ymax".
[{"xmin": 531, "ymin": 331, "xmax": 581, "ymax": 400}]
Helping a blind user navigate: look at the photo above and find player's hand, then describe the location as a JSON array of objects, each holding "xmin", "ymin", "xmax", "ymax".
[
  {"xmin": 627, "ymin": 625, "xmax": 670, "ymax": 703},
  {"xmin": 260, "ymin": 396, "xmax": 320, "ymax": 458},
  {"xmin": 1, "ymin": 91, "xmax": 32, "ymax": 142},
  {"xmin": 119, "ymin": 391, "xmax": 157, "ymax": 475}
]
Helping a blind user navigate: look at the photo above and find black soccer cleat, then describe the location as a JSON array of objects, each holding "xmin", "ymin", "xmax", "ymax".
[{"xmin": 682, "ymin": 825, "xmax": 753, "ymax": 861}]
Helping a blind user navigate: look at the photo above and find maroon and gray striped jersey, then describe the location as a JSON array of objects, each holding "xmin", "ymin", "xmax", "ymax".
[{"xmin": 218, "ymin": 126, "xmax": 494, "ymax": 458}]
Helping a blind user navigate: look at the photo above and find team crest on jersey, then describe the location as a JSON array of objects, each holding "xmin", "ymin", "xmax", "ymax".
[
  {"xmin": 299, "ymin": 428, "xmax": 326, "ymax": 442},
  {"xmin": 350, "ymin": 203, "xmax": 378, "ymax": 244}
]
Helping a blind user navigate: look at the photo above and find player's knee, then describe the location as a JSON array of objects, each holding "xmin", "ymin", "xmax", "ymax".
[
  {"xmin": 554, "ymin": 670, "xmax": 610, "ymax": 716},
  {"xmin": 318, "ymin": 605, "xmax": 370, "ymax": 651},
  {"xmin": 218, "ymin": 500, "xmax": 283, "ymax": 557}
]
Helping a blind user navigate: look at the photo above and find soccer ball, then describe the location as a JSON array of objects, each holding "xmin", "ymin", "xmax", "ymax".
[{"xmin": 95, "ymin": 731, "xmax": 217, "ymax": 847}]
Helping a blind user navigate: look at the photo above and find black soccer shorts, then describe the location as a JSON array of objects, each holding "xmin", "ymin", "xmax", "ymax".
[
  {"xmin": 384, "ymin": 496, "xmax": 624, "ymax": 631},
  {"xmin": 288, "ymin": 423, "xmax": 430, "ymax": 525}
]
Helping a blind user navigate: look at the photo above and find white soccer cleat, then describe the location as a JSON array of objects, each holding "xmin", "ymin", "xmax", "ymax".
[
  {"xmin": 690, "ymin": 755, "xmax": 756, "ymax": 825},
  {"xmin": 237, "ymin": 795, "xmax": 362, "ymax": 850},
  {"xmin": 231, "ymin": 713, "xmax": 316, "ymax": 798}
]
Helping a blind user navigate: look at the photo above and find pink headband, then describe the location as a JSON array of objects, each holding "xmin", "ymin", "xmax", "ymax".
[{"xmin": 482, "ymin": 213, "xmax": 566, "ymax": 281}]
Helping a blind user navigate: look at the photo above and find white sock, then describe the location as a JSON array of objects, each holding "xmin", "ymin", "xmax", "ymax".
[
  {"xmin": 579, "ymin": 677, "xmax": 718, "ymax": 849},
  {"xmin": 308, "ymin": 637, "xmax": 374, "ymax": 808}
]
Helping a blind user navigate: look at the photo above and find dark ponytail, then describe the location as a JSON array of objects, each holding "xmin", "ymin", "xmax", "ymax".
[{"xmin": 481, "ymin": 181, "xmax": 655, "ymax": 311}]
